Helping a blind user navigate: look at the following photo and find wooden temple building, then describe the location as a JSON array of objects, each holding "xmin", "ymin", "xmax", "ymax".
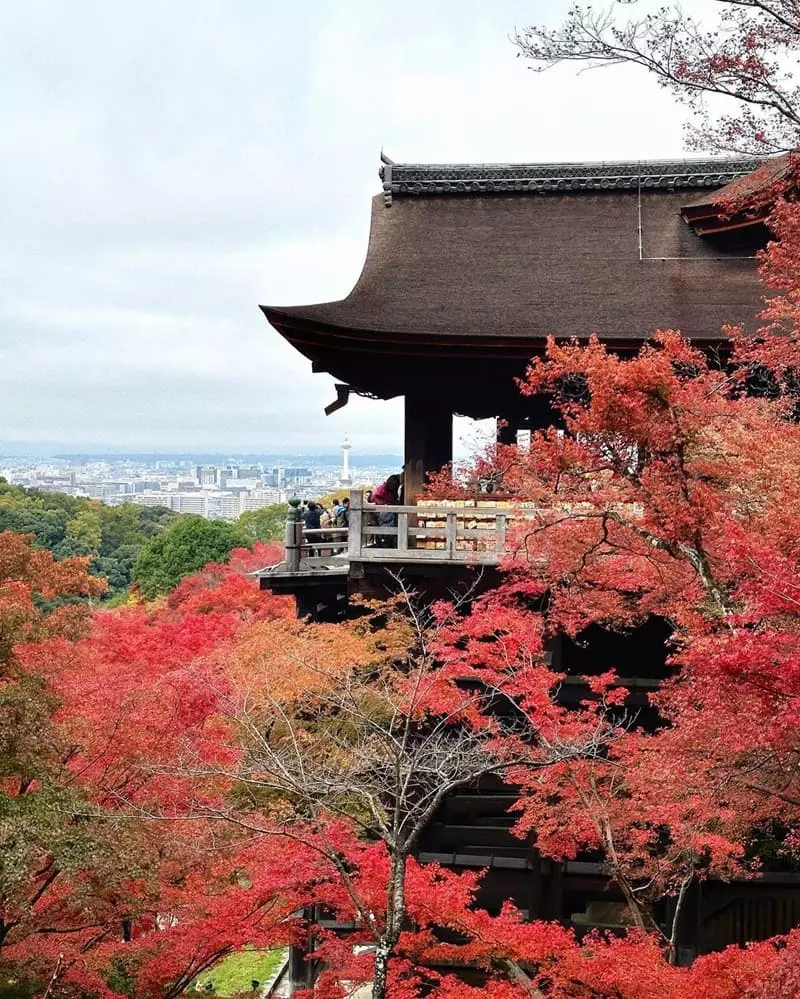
[
  {"xmin": 261, "ymin": 154, "xmax": 769, "ymax": 616},
  {"xmin": 259, "ymin": 155, "xmax": 800, "ymax": 982},
  {"xmin": 262, "ymin": 154, "xmax": 766, "ymax": 500}
]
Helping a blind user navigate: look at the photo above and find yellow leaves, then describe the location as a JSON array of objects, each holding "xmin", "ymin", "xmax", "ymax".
[
  {"xmin": 221, "ymin": 603, "xmax": 412, "ymax": 708},
  {"xmin": 223, "ymin": 618, "xmax": 360, "ymax": 702}
]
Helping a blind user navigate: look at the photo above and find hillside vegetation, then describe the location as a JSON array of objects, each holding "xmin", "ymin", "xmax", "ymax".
[
  {"xmin": 0, "ymin": 478, "xmax": 177, "ymax": 597},
  {"xmin": 0, "ymin": 479, "xmax": 286, "ymax": 599}
]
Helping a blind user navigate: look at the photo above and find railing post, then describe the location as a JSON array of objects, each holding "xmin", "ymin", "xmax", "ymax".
[
  {"xmin": 496, "ymin": 513, "xmax": 507, "ymax": 557},
  {"xmin": 397, "ymin": 512, "xmax": 409, "ymax": 552},
  {"xmin": 446, "ymin": 511, "xmax": 457, "ymax": 558},
  {"xmin": 348, "ymin": 489, "xmax": 363, "ymax": 558},
  {"xmin": 285, "ymin": 498, "xmax": 302, "ymax": 572}
]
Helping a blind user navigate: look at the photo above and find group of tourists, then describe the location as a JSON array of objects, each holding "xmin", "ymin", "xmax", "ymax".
[
  {"xmin": 301, "ymin": 497, "xmax": 350, "ymax": 532},
  {"xmin": 301, "ymin": 497, "xmax": 350, "ymax": 556},
  {"xmin": 300, "ymin": 475, "xmax": 403, "ymax": 553}
]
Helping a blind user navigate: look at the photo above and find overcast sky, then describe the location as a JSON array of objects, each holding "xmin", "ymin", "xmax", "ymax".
[{"xmin": 1, "ymin": 0, "xmax": 719, "ymax": 456}]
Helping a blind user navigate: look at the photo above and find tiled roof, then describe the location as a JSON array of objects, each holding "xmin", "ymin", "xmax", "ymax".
[{"xmin": 380, "ymin": 154, "xmax": 761, "ymax": 203}]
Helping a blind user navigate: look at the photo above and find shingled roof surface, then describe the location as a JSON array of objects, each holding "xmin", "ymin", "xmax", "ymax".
[{"xmin": 263, "ymin": 157, "xmax": 766, "ymax": 345}]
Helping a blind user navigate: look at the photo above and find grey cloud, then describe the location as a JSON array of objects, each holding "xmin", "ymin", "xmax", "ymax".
[{"xmin": 1, "ymin": 0, "xmax": 699, "ymax": 454}]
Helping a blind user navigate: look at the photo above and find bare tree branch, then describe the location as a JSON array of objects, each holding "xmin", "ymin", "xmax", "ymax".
[{"xmin": 513, "ymin": 1, "xmax": 800, "ymax": 153}]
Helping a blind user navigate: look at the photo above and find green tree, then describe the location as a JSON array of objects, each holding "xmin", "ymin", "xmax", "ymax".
[
  {"xmin": 0, "ymin": 482, "xmax": 74, "ymax": 550},
  {"xmin": 98, "ymin": 503, "xmax": 176, "ymax": 555},
  {"xmin": 96, "ymin": 504, "xmax": 178, "ymax": 596},
  {"xmin": 99, "ymin": 503, "xmax": 147, "ymax": 554},
  {"xmin": 236, "ymin": 504, "xmax": 286, "ymax": 543},
  {"xmin": 93, "ymin": 543, "xmax": 139, "ymax": 593},
  {"xmin": 63, "ymin": 506, "xmax": 102, "ymax": 555},
  {"xmin": 133, "ymin": 517, "xmax": 250, "ymax": 599}
]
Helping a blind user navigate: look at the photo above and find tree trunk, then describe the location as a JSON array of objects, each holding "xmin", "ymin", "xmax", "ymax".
[
  {"xmin": 372, "ymin": 941, "xmax": 391, "ymax": 999},
  {"xmin": 598, "ymin": 816, "xmax": 651, "ymax": 935},
  {"xmin": 386, "ymin": 852, "xmax": 407, "ymax": 939},
  {"xmin": 371, "ymin": 852, "xmax": 407, "ymax": 999}
]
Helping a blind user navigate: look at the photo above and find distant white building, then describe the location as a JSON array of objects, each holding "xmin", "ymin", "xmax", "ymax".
[
  {"xmin": 238, "ymin": 489, "xmax": 285, "ymax": 512},
  {"xmin": 194, "ymin": 465, "xmax": 219, "ymax": 488},
  {"xmin": 132, "ymin": 493, "xmax": 175, "ymax": 510},
  {"xmin": 169, "ymin": 493, "xmax": 208, "ymax": 515},
  {"xmin": 206, "ymin": 492, "xmax": 241, "ymax": 520},
  {"xmin": 130, "ymin": 487, "xmax": 285, "ymax": 521},
  {"xmin": 133, "ymin": 492, "xmax": 207, "ymax": 515},
  {"xmin": 208, "ymin": 490, "xmax": 285, "ymax": 520}
]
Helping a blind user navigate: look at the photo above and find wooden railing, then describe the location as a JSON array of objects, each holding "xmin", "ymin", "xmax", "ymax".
[
  {"xmin": 284, "ymin": 504, "xmax": 349, "ymax": 572},
  {"xmin": 282, "ymin": 492, "xmax": 521, "ymax": 572},
  {"xmin": 347, "ymin": 491, "xmax": 508, "ymax": 564}
]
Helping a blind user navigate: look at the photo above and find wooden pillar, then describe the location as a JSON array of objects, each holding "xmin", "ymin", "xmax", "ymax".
[
  {"xmin": 288, "ymin": 942, "xmax": 307, "ymax": 993},
  {"xmin": 526, "ymin": 848, "xmax": 543, "ymax": 921},
  {"xmin": 404, "ymin": 394, "xmax": 452, "ymax": 502},
  {"xmin": 542, "ymin": 859, "xmax": 564, "ymax": 921},
  {"xmin": 284, "ymin": 499, "xmax": 303, "ymax": 572},
  {"xmin": 348, "ymin": 489, "xmax": 363, "ymax": 558},
  {"xmin": 288, "ymin": 908, "xmax": 315, "ymax": 993}
]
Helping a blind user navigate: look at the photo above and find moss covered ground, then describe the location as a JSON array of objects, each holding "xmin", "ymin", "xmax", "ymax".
[{"xmin": 191, "ymin": 948, "xmax": 286, "ymax": 996}]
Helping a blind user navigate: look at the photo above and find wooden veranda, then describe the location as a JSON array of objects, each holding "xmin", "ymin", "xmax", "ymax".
[{"xmin": 256, "ymin": 490, "xmax": 516, "ymax": 618}]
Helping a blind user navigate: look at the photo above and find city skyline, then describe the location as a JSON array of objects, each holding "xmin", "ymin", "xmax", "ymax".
[
  {"xmin": 0, "ymin": 441, "xmax": 404, "ymax": 460},
  {"xmin": 1, "ymin": 450, "xmax": 404, "ymax": 523}
]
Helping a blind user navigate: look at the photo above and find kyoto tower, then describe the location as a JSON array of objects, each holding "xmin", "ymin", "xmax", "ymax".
[{"xmin": 339, "ymin": 435, "xmax": 353, "ymax": 487}]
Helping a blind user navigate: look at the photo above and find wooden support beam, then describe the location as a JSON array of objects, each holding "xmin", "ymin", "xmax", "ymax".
[
  {"xmin": 348, "ymin": 489, "xmax": 363, "ymax": 558},
  {"xmin": 528, "ymin": 848, "xmax": 544, "ymax": 920},
  {"xmin": 446, "ymin": 512, "xmax": 457, "ymax": 558},
  {"xmin": 496, "ymin": 513, "xmax": 507, "ymax": 557},
  {"xmin": 544, "ymin": 860, "xmax": 565, "ymax": 921},
  {"xmin": 404, "ymin": 393, "xmax": 452, "ymax": 503},
  {"xmin": 397, "ymin": 511, "xmax": 409, "ymax": 552}
]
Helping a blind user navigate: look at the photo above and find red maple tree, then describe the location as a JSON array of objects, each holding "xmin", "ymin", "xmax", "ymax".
[
  {"xmin": 410, "ymin": 323, "xmax": 800, "ymax": 996},
  {"xmin": 1, "ymin": 536, "xmax": 301, "ymax": 998}
]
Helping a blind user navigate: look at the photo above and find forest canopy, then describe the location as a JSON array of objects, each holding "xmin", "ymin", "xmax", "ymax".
[
  {"xmin": 0, "ymin": 479, "xmax": 177, "ymax": 597},
  {"xmin": 0, "ymin": 480, "xmax": 285, "ymax": 601}
]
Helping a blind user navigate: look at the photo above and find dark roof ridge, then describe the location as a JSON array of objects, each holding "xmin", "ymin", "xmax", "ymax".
[{"xmin": 379, "ymin": 154, "xmax": 763, "ymax": 204}]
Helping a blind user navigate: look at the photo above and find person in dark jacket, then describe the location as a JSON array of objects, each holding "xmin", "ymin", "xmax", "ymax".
[
  {"xmin": 337, "ymin": 496, "xmax": 350, "ymax": 527},
  {"xmin": 302, "ymin": 501, "xmax": 322, "ymax": 531}
]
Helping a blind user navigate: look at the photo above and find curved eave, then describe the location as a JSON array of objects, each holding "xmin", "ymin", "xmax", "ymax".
[
  {"xmin": 261, "ymin": 305, "xmax": 733, "ymax": 361},
  {"xmin": 263, "ymin": 305, "xmax": 548, "ymax": 360}
]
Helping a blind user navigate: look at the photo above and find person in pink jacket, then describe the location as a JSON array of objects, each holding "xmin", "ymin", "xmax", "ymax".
[{"xmin": 371, "ymin": 475, "xmax": 401, "ymax": 547}]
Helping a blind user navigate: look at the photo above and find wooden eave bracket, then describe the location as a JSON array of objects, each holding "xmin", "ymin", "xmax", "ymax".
[
  {"xmin": 681, "ymin": 201, "xmax": 771, "ymax": 238},
  {"xmin": 324, "ymin": 383, "xmax": 350, "ymax": 416}
]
